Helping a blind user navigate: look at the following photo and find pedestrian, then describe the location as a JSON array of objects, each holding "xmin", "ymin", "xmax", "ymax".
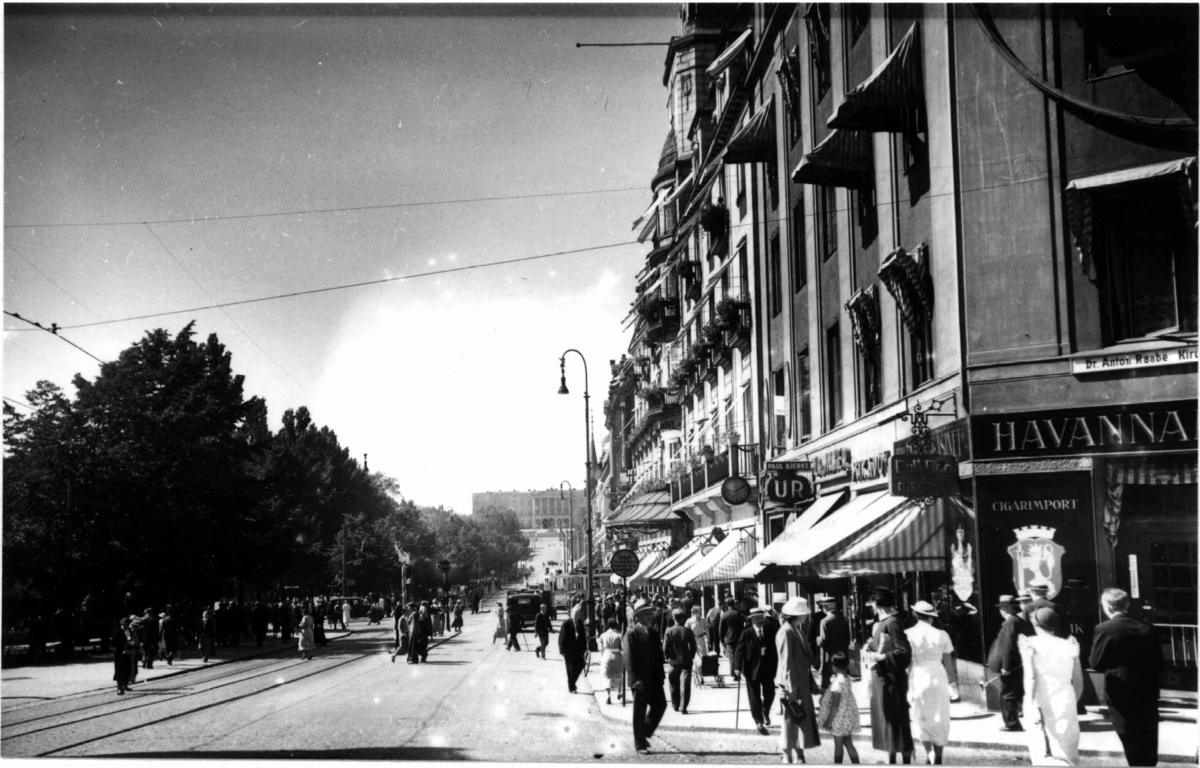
[
  {"xmin": 159, "ymin": 607, "xmax": 180, "ymax": 665},
  {"xmin": 1023, "ymin": 585, "xmax": 1069, "ymax": 639},
  {"xmin": 663, "ymin": 609, "xmax": 697, "ymax": 714},
  {"xmin": 341, "ymin": 599, "xmax": 352, "ymax": 632},
  {"xmin": 1018, "ymin": 607, "xmax": 1084, "ymax": 765},
  {"xmin": 1089, "ymin": 587, "xmax": 1162, "ymax": 767},
  {"xmin": 987, "ymin": 595, "xmax": 1032, "ymax": 732},
  {"xmin": 598, "ymin": 618, "xmax": 625, "ymax": 705},
  {"xmin": 112, "ymin": 617, "xmax": 136, "ymax": 695},
  {"xmin": 905, "ymin": 600, "xmax": 957, "ymax": 765},
  {"xmin": 775, "ymin": 597, "xmax": 820, "ymax": 764},
  {"xmin": 705, "ymin": 599, "xmax": 724, "ymax": 685},
  {"xmin": 251, "ymin": 601, "xmax": 268, "ymax": 647},
  {"xmin": 809, "ymin": 599, "xmax": 828, "ymax": 684},
  {"xmin": 140, "ymin": 608, "xmax": 159, "ymax": 669},
  {"xmin": 817, "ymin": 597, "xmax": 850, "ymax": 691},
  {"xmin": 861, "ymin": 586, "xmax": 913, "ymax": 765},
  {"xmin": 734, "ymin": 606, "xmax": 778, "ymax": 734},
  {"xmin": 415, "ymin": 602, "xmax": 433, "ymax": 663},
  {"xmin": 451, "ymin": 600, "xmax": 464, "ymax": 633},
  {"xmin": 534, "ymin": 604, "xmax": 552, "ymax": 659},
  {"xmin": 719, "ymin": 597, "xmax": 745, "ymax": 681},
  {"xmin": 407, "ymin": 603, "xmax": 429, "ymax": 664},
  {"xmin": 686, "ymin": 605, "xmax": 710, "ymax": 685},
  {"xmin": 506, "ymin": 603, "xmax": 523, "ymax": 652},
  {"xmin": 197, "ymin": 608, "xmax": 216, "ymax": 663},
  {"xmin": 390, "ymin": 603, "xmax": 412, "ymax": 663},
  {"xmin": 298, "ymin": 606, "xmax": 316, "ymax": 660},
  {"xmin": 313, "ymin": 602, "xmax": 328, "ymax": 646},
  {"xmin": 817, "ymin": 652, "xmax": 862, "ymax": 764},
  {"xmin": 623, "ymin": 599, "xmax": 667, "ymax": 755},
  {"xmin": 493, "ymin": 602, "xmax": 506, "ymax": 645},
  {"xmin": 127, "ymin": 616, "xmax": 142, "ymax": 684},
  {"xmin": 558, "ymin": 610, "xmax": 587, "ymax": 690}
]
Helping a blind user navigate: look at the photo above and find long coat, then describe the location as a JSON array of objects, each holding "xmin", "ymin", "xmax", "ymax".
[
  {"xmin": 1089, "ymin": 614, "xmax": 1161, "ymax": 734},
  {"xmin": 869, "ymin": 613, "xmax": 914, "ymax": 754},
  {"xmin": 558, "ymin": 617, "xmax": 587, "ymax": 661},
  {"xmin": 774, "ymin": 620, "xmax": 820, "ymax": 748},
  {"xmin": 622, "ymin": 623, "xmax": 665, "ymax": 689},
  {"xmin": 734, "ymin": 624, "xmax": 778, "ymax": 682},
  {"xmin": 719, "ymin": 609, "xmax": 745, "ymax": 654}
]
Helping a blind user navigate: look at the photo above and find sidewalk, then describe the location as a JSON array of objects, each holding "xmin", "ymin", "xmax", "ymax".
[{"xmin": 585, "ymin": 655, "xmax": 1199, "ymax": 763}]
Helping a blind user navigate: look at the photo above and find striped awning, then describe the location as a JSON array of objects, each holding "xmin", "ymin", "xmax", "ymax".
[
  {"xmin": 671, "ymin": 527, "xmax": 757, "ymax": 588},
  {"xmin": 1108, "ymin": 455, "xmax": 1197, "ymax": 485},
  {"xmin": 641, "ymin": 539, "xmax": 697, "ymax": 581},
  {"xmin": 607, "ymin": 491, "xmax": 673, "ymax": 526},
  {"xmin": 652, "ymin": 539, "xmax": 706, "ymax": 583},
  {"xmin": 777, "ymin": 490, "xmax": 898, "ymax": 566},
  {"xmin": 808, "ymin": 497, "xmax": 943, "ymax": 577},
  {"xmin": 628, "ymin": 549, "xmax": 666, "ymax": 588},
  {"xmin": 725, "ymin": 96, "xmax": 776, "ymax": 165},
  {"xmin": 1065, "ymin": 156, "xmax": 1197, "ymax": 276},
  {"xmin": 828, "ymin": 23, "xmax": 924, "ymax": 134},
  {"xmin": 792, "ymin": 127, "xmax": 872, "ymax": 188},
  {"xmin": 878, "ymin": 244, "xmax": 933, "ymax": 335},
  {"xmin": 707, "ymin": 28, "xmax": 753, "ymax": 78},
  {"xmin": 737, "ymin": 489, "xmax": 849, "ymax": 579}
]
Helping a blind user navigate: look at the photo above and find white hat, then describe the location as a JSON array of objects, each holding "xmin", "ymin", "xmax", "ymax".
[
  {"xmin": 911, "ymin": 600, "xmax": 938, "ymax": 617},
  {"xmin": 781, "ymin": 597, "xmax": 810, "ymax": 617},
  {"xmin": 632, "ymin": 598, "xmax": 655, "ymax": 616}
]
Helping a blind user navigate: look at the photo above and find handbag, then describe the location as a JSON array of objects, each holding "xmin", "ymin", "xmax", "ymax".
[{"xmin": 781, "ymin": 696, "xmax": 807, "ymax": 723}]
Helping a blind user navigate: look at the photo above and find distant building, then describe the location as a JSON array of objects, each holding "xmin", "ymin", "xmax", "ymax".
[{"xmin": 471, "ymin": 488, "xmax": 588, "ymax": 535}]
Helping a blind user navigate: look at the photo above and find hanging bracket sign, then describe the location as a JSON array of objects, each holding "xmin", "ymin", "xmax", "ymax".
[
  {"xmin": 609, "ymin": 549, "xmax": 640, "ymax": 579},
  {"xmin": 889, "ymin": 454, "xmax": 959, "ymax": 498}
]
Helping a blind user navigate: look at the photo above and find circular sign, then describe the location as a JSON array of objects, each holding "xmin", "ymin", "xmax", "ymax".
[
  {"xmin": 609, "ymin": 549, "xmax": 640, "ymax": 578},
  {"xmin": 721, "ymin": 475, "xmax": 753, "ymax": 505}
]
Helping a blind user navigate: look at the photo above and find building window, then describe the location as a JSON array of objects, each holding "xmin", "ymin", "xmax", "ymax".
[
  {"xmin": 736, "ymin": 163, "xmax": 747, "ymax": 218},
  {"xmin": 824, "ymin": 322, "xmax": 842, "ymax": 430},
  {"xmin": 798, "ymin": 347, "xmax": 812, "ymax": 440},
  {"xmin": 1096, "ymin": 184, "xmax": 1198, "ymax": 343},
  {"xmin": 792, "ymin": 194, "xmax": 807, "ymax": 292},
  {"xmin": 769, "ymin": 233, "xmax": 783, "ymax": 317},
  {"xmin": 817, "ymin": 185, "xmax": 838, "ymax": 261},
  {"xmin": 772, "ymin": 368, "xmax": 788, "ymax": 449},
  {"xmin": 741, "ymin": 385, "xmax": 752, "ymax": 444},
  {"xmin": 681, "ymin": 73, "xmax": 693, "ymax": 112},
  {"xmin": 847, "ymin": 3, "xmax": 869, "ymax": 46},
  {"xmin": 807, "ymin": 3, "xmax": 832, "ymax": 103},
  {"xmin": 852, "ymin": 187, "xmax": 878, "ymax": 250},
  {"xmin": 737, "ymin": 240, "xmax": 749, "ymax": 301},
  {"xmin": 906, "ymin": 312, "xmax": 934, "ymax": 390}
]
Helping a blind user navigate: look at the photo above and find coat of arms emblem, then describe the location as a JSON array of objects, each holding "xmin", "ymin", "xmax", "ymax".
[{"xmin": 1007, "ymin": 526, "xmax": 1065, "ymax": 599}]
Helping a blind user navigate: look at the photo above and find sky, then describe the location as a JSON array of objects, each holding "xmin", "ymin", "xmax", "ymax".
[{"xmin": 3, "ymin": 3, "xmax": 678, "ymax": 517}]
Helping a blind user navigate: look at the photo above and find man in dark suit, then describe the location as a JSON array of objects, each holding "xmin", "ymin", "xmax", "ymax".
[
  {"xmin": 534, "ymin": 604, "xmax": 553, "ymax": 659},
  {"xmin": 734, "ymin": 606, "xmax": 778, "ymax": 735},
  {"xmin": 863, "ymin": 586, "xmax": 913, "ymax": 764},
  {"xmin": 623, "ymin": 599, "xmax": 667, "ymax": 754},
  {"xmin": 718, "ymin": 597, "xmax": 745, "ymax": 680},
  {"xmin": 1090, "ymin": 588, "xmax": 1162, "ymax": 766},
  {"xmin": 663, "ymin": 609, "xmax": 697, "ymax": 713},
  {"xmin": 558, "ymin": 612, "xmax": 588, "ymax": 692},
  {"xmin": 987, "ymin": 594, "xmax": 1031, "ymax": 731},
  {"xmin": 817, "ymin": 597, "xmax": 850, "ymax": 691}
]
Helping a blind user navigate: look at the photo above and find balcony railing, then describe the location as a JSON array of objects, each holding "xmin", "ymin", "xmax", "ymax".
[{"xmin": 669, "ymin": 449, "xmax": 760, "ymax": 504}]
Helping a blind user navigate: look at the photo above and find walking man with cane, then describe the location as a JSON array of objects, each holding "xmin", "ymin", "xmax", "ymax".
[
  {"xmin": 624, "ymin": 599, "xmax": 667, "ymax": 755},
  {"xmin": 735, "ymin": 606, "xmax": 779, "ymax": 735}
]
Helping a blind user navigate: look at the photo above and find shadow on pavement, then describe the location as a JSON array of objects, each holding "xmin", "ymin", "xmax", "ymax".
[{"xmin": 85, "ymin": 747, "xmax": 469, "ymax": 760}]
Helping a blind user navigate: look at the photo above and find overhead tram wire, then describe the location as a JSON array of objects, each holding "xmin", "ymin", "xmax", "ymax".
[
  {"xmin": 59, "ymin": 240, "xmax": 641, "ymax": 331},
  {"xmin": 3, "ymin": 311, "xmax": 104, "ymax": 363},
  {"xmin": 3, "ymin": 396, "xmax": 35, "ymax": 412}
]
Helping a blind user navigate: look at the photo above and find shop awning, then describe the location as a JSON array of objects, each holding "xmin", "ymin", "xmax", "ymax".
[
  {"xmin": 828, "ymin": 23, "xmax": 924, "ymax": 134},
  {"xmin": 808, "ymin": 497, "xmax": 943, "ymax": 577},
  {"xmin": 706, "ymin": 28, "xmax": 753, "ymax": 78},
  {"xmin": 780, "ymin": 490, "xmax": 898, "ymax": 566},
  {"xmin": 671, "ymin": 527, "xmax": 758, "ymax": 588},
  {"xmin": 791, "ymin": 127, "xmax": 872, "ymax": 188},
  {"xmin": 737, "ymin": 489, "xmax": 849, "ymax": 578},
  {"xmin": 607, "ymin": 491, "xmax": 673, "ymax": 526},
  {"xmin": 725, "ymin": 96, "xmax": 776, "ymax": 165},
  {"xmin": 627, "ymin": 549, "xmax": 666, "ymax": 587},
  {"xmin": 642, "ymin": 539, "xmax": 699, "ymax": 581},
  {"xmin": 653, "ymin": 539, "xmax": 707, "ymax": 583},
  {"xmin": 1065, "ymin": 156, "xmax": 1197, "ymax": 276}
]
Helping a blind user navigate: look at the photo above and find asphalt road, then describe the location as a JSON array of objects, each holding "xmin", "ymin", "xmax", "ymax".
[{"xmin": 0, "ymin": 612, "xmax": 1103, "ymax": 764}]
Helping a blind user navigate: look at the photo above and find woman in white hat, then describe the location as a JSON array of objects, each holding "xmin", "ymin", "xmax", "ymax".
[
  {"xmin": 904, "ymin": 600, "xmax": 957, "ymax": 765},
  {"xmin": 774, "ymin": 596, "xmax": 820, "ymax": 763}
]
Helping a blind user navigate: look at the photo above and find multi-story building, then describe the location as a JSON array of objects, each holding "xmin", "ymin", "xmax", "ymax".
[
  {"xmin": 471, "ymin": 487, "xmax": 588, "ymax": 538},
  {"xmin": 605, "ymin": 3, "xmax": 1196, "ymax": 697}
]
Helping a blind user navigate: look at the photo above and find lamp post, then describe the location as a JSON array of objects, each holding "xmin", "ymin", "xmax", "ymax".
[
  {"xmin": 558, "ymin": 349, "xmax": 594, "ymax": 633},
  {"xmin": 559, "ymin": 480, "xmax": 575, "ymax": 569}
]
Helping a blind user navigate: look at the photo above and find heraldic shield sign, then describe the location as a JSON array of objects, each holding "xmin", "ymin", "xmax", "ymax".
[{"xmin": 1007, "ymin": 526, "xmax": 1065, "ymax": 599}]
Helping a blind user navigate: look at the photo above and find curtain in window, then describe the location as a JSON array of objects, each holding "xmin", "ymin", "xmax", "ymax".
[{"xmin": 1103, "ymin": 456, "xmax": 1197, "ymax": 549}]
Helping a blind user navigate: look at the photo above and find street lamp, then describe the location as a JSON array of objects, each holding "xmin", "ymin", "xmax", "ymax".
[
  {"xmin": 559, "ymin": 480, "xmax": 576, "ymax": 569},
  {"xmin": 558, "ymin": 349, "xmax": 594, "ymax": 633}
]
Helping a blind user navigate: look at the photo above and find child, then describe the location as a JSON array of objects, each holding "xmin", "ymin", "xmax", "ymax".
[{"xmin": 817, "ymin": 652, "xmax": 861, "ymax": 764}]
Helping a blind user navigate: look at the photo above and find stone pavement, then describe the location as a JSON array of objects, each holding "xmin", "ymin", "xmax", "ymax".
[{"xmin": 583, "ymin": 654, "xmax": 1199, "ymax": 763}]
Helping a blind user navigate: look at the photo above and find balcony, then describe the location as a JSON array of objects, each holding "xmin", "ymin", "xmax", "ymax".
[
  {"xmin": 669, "ymin": 448, "xmax": 761, "ymax": 504},
  {"xmin": 716, "ymin": 297, "xmax": 753, "ymax": 352}
]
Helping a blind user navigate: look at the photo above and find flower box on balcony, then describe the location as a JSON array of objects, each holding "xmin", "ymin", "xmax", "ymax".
[{"xmin": 699, "ymin": 201, "xmax": 730, "ymax": 239}]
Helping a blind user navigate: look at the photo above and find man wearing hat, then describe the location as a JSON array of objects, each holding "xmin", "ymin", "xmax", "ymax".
[
  {"xmin": 816, "ymin": 597, "xmax": 850, "ymax": 691},
  {"xmin": 987, "ymin": 595, "xmax": 1031, "ymax": 731},
  {"xmin": 774, "ymin": 597, "xmax": 820, "ymax": 762},
  {"xmin": 623, "ymin": 599, "xmax": 667, "ymax": 754},
  {"xmin": 663, "ymin": 608, "xmax": 697, "ymax": 713},
  {"xmin": 862, "ymin": 587, "xmax": 913, "ymax": 763},
  {"xmin": 558, "ymin": 608, "xmax": 588, "ymax": 692},
  {"xmin": 735, "ymin": 606, "xmax": 779, "ymax": 735},
  {"xmin": 718, "ymin": 597, "xmax": 745, "ymax": 680}
]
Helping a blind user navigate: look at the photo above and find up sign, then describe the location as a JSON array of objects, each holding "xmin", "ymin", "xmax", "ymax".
[{"xmin": 762, "ymin": 461, "xmax": 815, "ymax": 505}]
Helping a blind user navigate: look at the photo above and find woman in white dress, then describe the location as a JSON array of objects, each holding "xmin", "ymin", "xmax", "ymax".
[
  {"xmin": 297, "ymin": 606, "xmax": 315, "ymax": 661},
  {"xmin": 685, "ymin": 606, "xmax": 709, "ymax": 684},
  {"xmin": 1018, "ymin": 607, "xmax": 1084, "ymax": 766},
  {"xmin": 904, "ymin": 601, "xmax": 957, "ymax": 765},
  {"xmin": 598, "ymin": 618, "xmax": 625, "ymax": 704}
]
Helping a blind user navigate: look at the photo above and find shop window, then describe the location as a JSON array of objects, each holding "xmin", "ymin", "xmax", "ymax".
[
  {"xmin": 798, "ymin": 347, "xmax": 812, "ymax": 440},
  {"xmin": 792, "ymin": 194, "xmax": 807, "ymax": 292},
  {"xmin": 1124, "ymin": 484, "xmax": 1199, "ymax": 520},
  {"xmin": 817, "ymin": 185, "xmax": 838, "ymax": 261},
  {"xmin": 1096, "ymin": 184, "xmax": 1198, "ymax": 343},
  {"xmin": 824, "ymin": 322, "xmax": 842, "ymax": 430},
  {"xmin": 1149, "ymin": 541, "xmax": 1198, "ymax": 624},
  {"xmin": 769, "ymin": 233, "xmax": 783, "ymax": 317}
]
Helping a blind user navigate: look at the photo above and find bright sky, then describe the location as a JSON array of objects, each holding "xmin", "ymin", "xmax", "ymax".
[{"xmin": 4, "ymin": 4, "xmax": 677, "ymax": 516}]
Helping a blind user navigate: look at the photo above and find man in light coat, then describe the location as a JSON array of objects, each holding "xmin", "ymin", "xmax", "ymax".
[{"xmin": 775, "ymin": 597, "xmax": 820, "ymax": 763}]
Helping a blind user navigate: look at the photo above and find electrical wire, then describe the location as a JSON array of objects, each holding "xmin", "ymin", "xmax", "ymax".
[
  {"xmin": 2, "ymin": 311, "xmax": 104, "ymax": 363},
  {"xmin": 3, "ymin": 186, "xmax": 645, "ymax": 231},
  {"xmin": 3, "ymin": 396, "xmax": 35, "ymax": 411}
]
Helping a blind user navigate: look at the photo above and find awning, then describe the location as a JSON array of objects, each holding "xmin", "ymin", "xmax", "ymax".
[
  {"xmin": 606, "ymin": 491, "xmax": 673, "ymax": 527},
  {"xmin": 680, "ymin": 157, "xmax": 724, "ymax": 230},
  {"xmin": 780, "ymin": 490, "xmax": 899, "ymax": 567},
  {"xmin": 664, "ymin": 171, "xmax": 695, "ymax": 207},
  {"xmin": 631, "ymin": 194, "xmax": 660, "ymax": 235},
  {"xmin": 628, "ymin": 549, "xmax": 666, "ymax": 587},
  {"xmin": 706, "ymin": 28, "xmax": 753, "ymax": 78},
  {"xmin": 1065, "ymin": 156, "xmax": 1197, "ymax": 276},
  {"xmin": 737, "ymin": 489, "xmax": 849, "ymax": 578},
  {"xmin": 792, "ymin": 127, "xmax": 872, "ymax": 188},
  {"xmin": 643, "ymin": 539, "xmax": 701, "ymax": 581},
  {"xmin": 652, "ymin": 539, "xmax": 707, "ymax": 583},
  {"xmin": 633, "ymin": 189, "xmax": 668, "ymax": 243},
  {"xmin": 878, "ymin": 245, "xmax": 932, "ymax": 335},
  {"xmin": 808, "ymin": 497, "xmax": 943, "ymax": 577},
  {"xmin": 671, "ymin": 527, "xmax": 758, "ymax": 587},
  {"xmin": 828, "ymin": 23, "xmax": 924, "ymax": 134},
  {"xmin": 725, "ymin": 96, "xmax": 776, "ymax": 165}
]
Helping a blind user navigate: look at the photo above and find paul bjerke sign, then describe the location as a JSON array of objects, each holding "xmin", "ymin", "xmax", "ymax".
[
  {"xmin": 763, "ymin": 461, "xmax": 815, "ymax": 504},
  {"xmin": 889, "ymin": 454, "xmax": 958, "ymax": 498}
]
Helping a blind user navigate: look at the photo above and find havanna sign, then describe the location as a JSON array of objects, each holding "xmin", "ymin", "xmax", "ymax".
[{"xmin": 972, "ymin": 400, "xmax": 1196, "ymax": 460}]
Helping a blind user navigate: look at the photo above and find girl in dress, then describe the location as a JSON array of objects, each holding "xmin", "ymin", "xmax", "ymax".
[{"xmin": 818, "ymin": 652, "xmax": 862, "ymax": 764}]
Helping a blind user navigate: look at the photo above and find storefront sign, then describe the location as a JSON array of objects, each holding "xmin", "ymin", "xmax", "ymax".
[
  {"xmin": 890, "ymin": 454, "xmax": 959, "ymax": 497},
  {"xmin": 813, "ymin": 448, "xmax": 852, "ymax": 483},
  {"xmin": 895, "ymin": 418, "xmax": 971, "ymax": 462},
  {"xmin": 973, "ymin": 401, "xmax": 1197, "ymax": 459},
  {"xmin": 1007, "ymin": 525, "xmax": 1066, "ymax": 600},
  {"xmin": 761, "ymin": 461, "xmax": 815, "ymax": 505},
  {"xmin": 1072, "ymin": 345, "xmax": 1197, "ymax": 375},
  {"xmin": 852, "ymin": 450, "xmax": 891, "ymax": 484}
]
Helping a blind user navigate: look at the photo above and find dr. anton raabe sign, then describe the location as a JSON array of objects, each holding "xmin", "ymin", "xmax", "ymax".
[{"xmin": 889, "ymin": 454, "xmax": 959, "ymax": 498}]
